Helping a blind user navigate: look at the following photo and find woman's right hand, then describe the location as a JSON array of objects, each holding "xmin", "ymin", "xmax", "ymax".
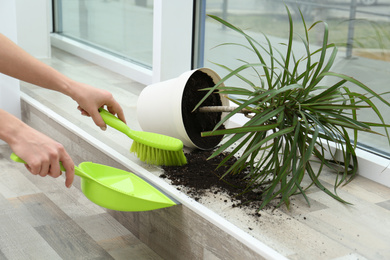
[
  {"xmin": 10, "ymin": 125, "xmax": 75, "ymax": 188},
  {"xmin": 0, "ymin": 109, "xmax": 75, "ymax": 188}
]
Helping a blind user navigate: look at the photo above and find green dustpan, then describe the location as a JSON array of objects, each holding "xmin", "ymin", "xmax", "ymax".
[{"xmin": 10, "ymin": 153, "xmax": 177, "ymax": 212}]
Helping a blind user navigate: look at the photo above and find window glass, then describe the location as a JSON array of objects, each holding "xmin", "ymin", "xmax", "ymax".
[
  {"xmin": 55, "ymin": 0, "xmax": 153, "ymax": 68},
  {"xmin": 202, "ymin": 0, "xmax": 390, "ymax": 155}
]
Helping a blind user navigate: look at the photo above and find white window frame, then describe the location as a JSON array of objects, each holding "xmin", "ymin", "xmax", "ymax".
[{"xmin": 51, "ymin": 0, "xmax": 194, "ymax": 85}]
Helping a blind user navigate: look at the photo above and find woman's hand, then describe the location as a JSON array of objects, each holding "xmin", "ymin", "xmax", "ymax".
[
  {"xmin": 0, "ymin": 109, "xmax": 74, "ymax": 188},
  {"xmin": 10, "ymin": 126, "xmax": 74, "ymax": 188},
  {"xmin": 69, "ymin": 81, "xmax": 126, "ymax": 130},
  {"xmin": 11, "ymin": 126, "xmax": 75, "ymax": 188}
]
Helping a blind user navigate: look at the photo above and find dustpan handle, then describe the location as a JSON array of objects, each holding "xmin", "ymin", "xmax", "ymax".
[
  {"xmin": 10, "ymin": 152, "xmax": 67, "ymax": 170},
  {"xmin": 9, "ymin": 153, "xmax": 89, "ymax": 179}
]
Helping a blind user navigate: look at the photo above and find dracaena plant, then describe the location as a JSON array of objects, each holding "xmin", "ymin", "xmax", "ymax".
[{"xmin": 195, "ymin": 7, "xmax": 390, "ymax": 210}]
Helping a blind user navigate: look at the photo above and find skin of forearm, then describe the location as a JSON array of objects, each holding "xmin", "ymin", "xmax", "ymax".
[
  {"xmin": 0, "ymin": 33, "xmax": 126, "ymax": 128},
  {"xmin": 0, "ymin": 109, "xmax": 28, "ymax": 146},
  {"xmin": 0, "ymin": 33, "xmax": 74, "ymax": 97}
]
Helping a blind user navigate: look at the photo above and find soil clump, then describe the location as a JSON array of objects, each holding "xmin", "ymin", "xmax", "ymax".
[{"xmin": 161, "ymin": 149, "xmax": 266, "ymax": 213}]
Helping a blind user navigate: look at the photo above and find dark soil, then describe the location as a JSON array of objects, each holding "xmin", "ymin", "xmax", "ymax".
[
  {"xmin": 161, "ymin": 149, "xmax": 266, "ymax": 214},
  {"xmin": 181, "ymin": 70, "xmax": 224, "ymax": 150}
]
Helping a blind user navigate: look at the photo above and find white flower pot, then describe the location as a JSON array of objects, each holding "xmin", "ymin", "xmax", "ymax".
[{"xmin": 137, "ymin": 68, "xmax": 229, "ymax": 149}]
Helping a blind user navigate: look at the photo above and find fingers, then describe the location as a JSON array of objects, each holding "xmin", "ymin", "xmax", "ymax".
[
  {"xmin": 78, "ymin": 105, "xmax": 107, "ymax": 131},
  {"xmin": 61, "ymin": 158, "xmax": 75, "ymax": 188},
  {"xmin": 55, "ymin": 148, "xmax": 75, "ymax": 188},
  {"xmin": 24, "ymin": 156, "xmax": 52, "ymax": 177},
  {"xmin": 48, "ymin": 158, "xmax": 62, "ymax": 178},
  {"xmin": 73, "ymin": 83, "xmax": 126, "ymax": 128},
  {"xmin": 77, "ymin": 104, "xmax": 126, "ymax": 131},
  {"xmin": 77, "ymin": 106, "xmax": 90, "ymax": 117},
  {"xmin": 31, "ymin": 159, "xmax": 73, "ymax": 188},
  {"xmin": 108, "ymin": 103, "xmax": 126, "ymax": 124},
  {"xmin": 89, "ymin": 107, "xmax": 107, "ymax": 131},
  {"xmin": 20, "ymin": 145, "xmax": 74, "ymax": 188}
]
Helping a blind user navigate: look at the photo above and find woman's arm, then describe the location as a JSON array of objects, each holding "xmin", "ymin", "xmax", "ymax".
[
  {"xmin": 0, "ymin": 33, "xmax": 127, "ymax": 187},
  {"xmin": 0, "ymin": 33, "xmax": 126, "ymax": 129}
]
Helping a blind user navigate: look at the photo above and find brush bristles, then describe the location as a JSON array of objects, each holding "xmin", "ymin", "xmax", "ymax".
[{"xmin": 130, "ymin": 141, "xmax": 187, "ymax": 166}]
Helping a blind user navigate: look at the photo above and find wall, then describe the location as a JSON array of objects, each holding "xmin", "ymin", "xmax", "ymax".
[
  {"xmin": 15, "ymin": 0, "xmax": 51, "ymax": 59},
  {"xmin": 0, "ymin": 0, "xmax": 51, "ymax": 142},
  {"xmin": 0, "ymin": 0, "xmax": 21, "ymax": 124}
]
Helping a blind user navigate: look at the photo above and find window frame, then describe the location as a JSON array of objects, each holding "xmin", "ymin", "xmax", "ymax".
[{"xmin": 51, "ymin": 0, "xmax": 194, "ymax": 85}]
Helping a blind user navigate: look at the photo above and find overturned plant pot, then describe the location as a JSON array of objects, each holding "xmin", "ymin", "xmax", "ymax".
[{"xmin": 137, "ymin": 68, "xmax": 229, "ymax": 150}]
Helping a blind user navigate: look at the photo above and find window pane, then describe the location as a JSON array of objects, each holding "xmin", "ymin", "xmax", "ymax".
[
  {"xmin": 203, "ymin": 0, "xmax": 390, "ymax": 155},
  {"xmin": 56, "ymin": 0, "xmax": 153, "ymax": 68}
]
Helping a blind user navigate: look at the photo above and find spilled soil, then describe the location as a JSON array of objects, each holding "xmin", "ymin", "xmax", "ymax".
[{"xmin": 161, "ymin": 149, "xmax": 267, "ymax": 214}]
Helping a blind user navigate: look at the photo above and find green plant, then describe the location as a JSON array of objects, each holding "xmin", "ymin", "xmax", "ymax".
[{"xmin": 195, "ymin": 7, "xmax": 390, "ymax": 210}]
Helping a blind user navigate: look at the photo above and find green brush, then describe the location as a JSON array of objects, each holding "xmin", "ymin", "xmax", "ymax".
[{"xmin": 99, "ymin": 108, "xmax": 187, "ymax": 166}]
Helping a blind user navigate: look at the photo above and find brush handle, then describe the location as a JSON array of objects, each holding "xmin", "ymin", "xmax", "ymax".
[
  {"xmin": 99, "ymin": 108, "xmax": 183, "ymax": 152},
  {"xmin": 99, "ymin": 108, "xmax": 133, "ymax": 137}
]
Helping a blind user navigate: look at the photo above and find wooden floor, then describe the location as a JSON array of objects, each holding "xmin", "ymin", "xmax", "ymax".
[{"xmin": 0, "ymin": 145, "xmax": 162, "ymax": 260}]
